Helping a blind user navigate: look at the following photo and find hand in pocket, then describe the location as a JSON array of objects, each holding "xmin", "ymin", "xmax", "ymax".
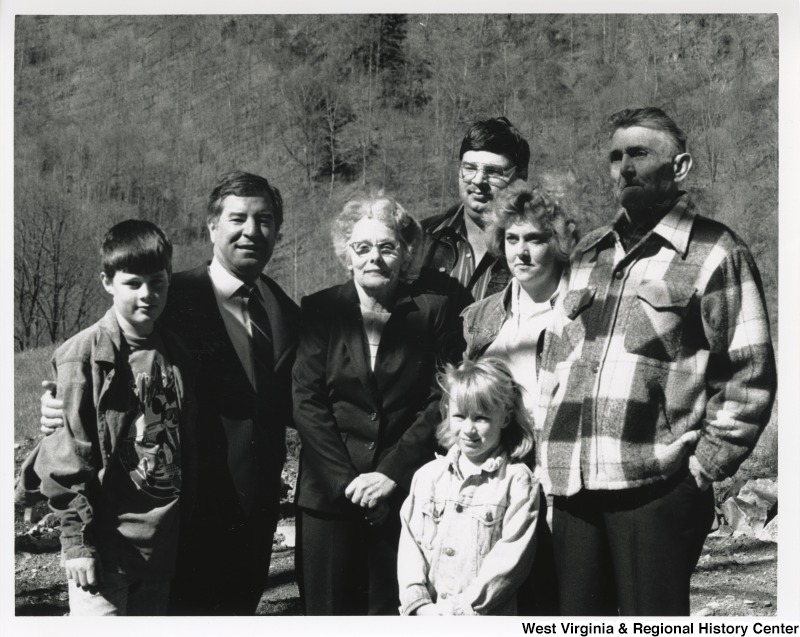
[{"xmin": 655, "ymin": 430, "xmax": 700, "ymax": 476}]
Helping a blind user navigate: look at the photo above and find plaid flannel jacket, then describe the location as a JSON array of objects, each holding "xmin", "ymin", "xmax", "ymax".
[{"xmin": 537, "ymin": 194, "xmax": 776, "ymax": 497}]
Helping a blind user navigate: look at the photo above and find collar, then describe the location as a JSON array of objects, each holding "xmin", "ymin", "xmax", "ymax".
[
  {"xmin": 353, "ymin": 278, "xmax": 398, "ymax": 312},
  {"xmin": 497, "ymin": 279, "xmax": 515, "ymax": 320},
  {"xmin": 93, "ymin": 307, "xmax": 126, "ymax": 364},
  {"xmin": 430, "ymin": 204, "xmax": 468, "ymax": 241},
  {"xmin": 469, "ymin": 277, "xmax": 560, "ymax": 324},
  {"xmin": 209, "ymin": 256, "xmax": 266, "ymax": 299},
  {"xmin": 340, "ymin": 278, "xmax": 419, "ymax": 314},
  {"xmin": 444, "ymin": 444, "xmax": 508, "ymax": 477},
  {"xmin": 113, "ymin": 307, "xmax": 155, "ymax": 343},
  {"xmin": 509, "ymin": 277, "xmax": 560, "ymax": 319},
  {"xmin": 579, "ymin": 193, "xmax": 695, "ymax": 259}
]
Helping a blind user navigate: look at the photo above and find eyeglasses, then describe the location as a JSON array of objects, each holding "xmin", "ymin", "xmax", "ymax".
[
  {"xmin": 459, "ymin": 162, "xmax": 516, "ymax": 187},
  {"xmin": 348, "ymin": 240, "xmax": 401, "ymax": 258}
]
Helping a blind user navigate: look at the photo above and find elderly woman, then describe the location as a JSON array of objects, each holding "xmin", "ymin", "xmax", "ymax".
[
  {"xmin": 292, "ymin": 193, "xmax": 457, "ymax": 615},
  {"xmin": 460, "ymin": 181, "xmax": 577, "ymax": 615}
]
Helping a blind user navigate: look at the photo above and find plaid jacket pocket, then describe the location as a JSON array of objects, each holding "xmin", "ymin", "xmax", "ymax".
[{"xmin": 624, "ymin": 281, "xmax": 695, "ymax": 362}]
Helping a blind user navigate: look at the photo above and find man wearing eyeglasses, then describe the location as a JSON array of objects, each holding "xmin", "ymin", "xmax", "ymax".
[
  {"xmin": 419, "ymin": 117, "xmax": 529, "ymax": 307},
  {"xmin": 418, "ymin": 117, "xmax": 560, "ymax": 616}
]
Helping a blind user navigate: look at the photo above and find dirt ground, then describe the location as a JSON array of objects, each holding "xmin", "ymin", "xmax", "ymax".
[
  {"xmin": 14, "ymin": 502, "xmax": 776, "ymax": 617},
  {"xmin": 13, "ymin": 426, "xmax": 777, "ymax": 617}
]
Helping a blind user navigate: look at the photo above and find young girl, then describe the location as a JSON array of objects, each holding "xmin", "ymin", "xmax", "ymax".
[{"xmin": 397, "ymin": 358, "xmax": 541, "ymax": 616}]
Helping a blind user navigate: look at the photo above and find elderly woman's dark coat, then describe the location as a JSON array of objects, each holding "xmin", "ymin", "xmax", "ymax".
[{"xmin": 292, "ymin": 278, "xmax": 458, "ymax": 615}]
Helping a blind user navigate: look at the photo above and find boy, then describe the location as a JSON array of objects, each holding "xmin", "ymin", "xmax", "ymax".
[{"xmin": 31, "ymin": 219, "xmax": 196, "ymax": 615}]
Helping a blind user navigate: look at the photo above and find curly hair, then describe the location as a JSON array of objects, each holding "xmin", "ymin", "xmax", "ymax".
[
  {"xmin": 330, "ymin": 192, "xmax": 424, "ymax": 280},
  {"xmin": 488, "ymin": 180, "xmax": 578, "ymax": 263}
]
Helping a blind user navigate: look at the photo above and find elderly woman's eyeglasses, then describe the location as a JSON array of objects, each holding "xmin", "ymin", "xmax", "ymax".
[
  {"xmin": 349, "ymin": 240, "xmax": 401, "ymax": 258},
  {"xmin": 459, "ymin": 162, "xmax": 516, "ymax": 187}
]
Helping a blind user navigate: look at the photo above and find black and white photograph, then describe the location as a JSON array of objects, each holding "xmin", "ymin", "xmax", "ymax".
[{"xmin": 4, "ymin": 0, "xmax": 798, "ymax": 632}]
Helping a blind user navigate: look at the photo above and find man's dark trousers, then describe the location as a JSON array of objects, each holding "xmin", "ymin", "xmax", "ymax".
[{"xmin": 552, "ymin": 468, "xmax": 715, "ymax": 616}]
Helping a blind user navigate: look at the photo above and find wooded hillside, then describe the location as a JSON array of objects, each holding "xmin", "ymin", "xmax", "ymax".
[{"xmin": 14, "ymin": 14, "xmax": 778, "ymax": 351}]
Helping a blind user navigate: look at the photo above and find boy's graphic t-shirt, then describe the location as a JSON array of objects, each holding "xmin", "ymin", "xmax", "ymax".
[
  {"xmin": 120, "ymin": 343, "xmax": 182, "ymax": 498},
  {"xmin": 98, "ymin": 329, "xmax": 184, "ymax": 580}
]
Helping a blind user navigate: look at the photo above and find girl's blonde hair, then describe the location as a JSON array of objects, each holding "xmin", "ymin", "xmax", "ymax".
[{"xmin": 435, "ymin": 358, "xmax": 535, "ymax": 462}]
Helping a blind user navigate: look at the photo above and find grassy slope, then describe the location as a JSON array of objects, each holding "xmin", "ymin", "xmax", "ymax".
[{"xmin": 15, "ymin": 345, "xmax": 57, "ymax": 446}]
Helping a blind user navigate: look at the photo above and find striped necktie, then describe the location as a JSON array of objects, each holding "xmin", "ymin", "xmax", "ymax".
[
  {"xmin": 245, "ymin": 283, "xmax": 274, "ymax": 390},
  {"xmin": 223, "ymin": 283, "xmax": 275, "ymax": 515}
]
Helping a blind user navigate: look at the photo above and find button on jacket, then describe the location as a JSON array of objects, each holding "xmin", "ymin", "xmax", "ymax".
[
  {"xmin": 292, "ymin": 280, "xmax": 459, "ymax": 513},
  {"xmin": 160, "ymin": 264, "xmax": 300, "ymax": 615},
  {"xmin": 31, "ymin": 308, "xmax": 197, "ymax": 567},
  {"xmin": 398, "ymin": 446, "xmax": 540, "ymax": 615},
  {"xmin": 537, "ymin": 194, "xmax": 777, "ymax": 497},
  {"xmin": 163, "ymin": 265, "xmax": 299, "ymax": 521}
]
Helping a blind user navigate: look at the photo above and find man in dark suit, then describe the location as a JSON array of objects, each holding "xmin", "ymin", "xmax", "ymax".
[
  {"xmin": 39, "ymin": 171, "xmax": 300, "ymax": 615},
  {"xmin": 164, "ymin": 171, "xmax": 300, "ymax": 615}
]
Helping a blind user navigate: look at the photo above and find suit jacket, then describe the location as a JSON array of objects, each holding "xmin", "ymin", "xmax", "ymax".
[
  {"xmin": 160, "ymin": 264, "xmax": 300, "ymax": 523},
  {"xmin": 292, "ymin": 279, "xmax": 458, "ymax": 515}
]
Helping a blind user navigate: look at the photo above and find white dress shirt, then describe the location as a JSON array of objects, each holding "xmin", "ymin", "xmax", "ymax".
[{"xmin": 208, "ymin": 257, "xmax": 271, "ymax": 390}]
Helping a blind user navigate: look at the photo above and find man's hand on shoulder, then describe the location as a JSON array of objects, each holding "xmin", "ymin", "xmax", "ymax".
[{"xmin": 40, "ymin": 380, "xmax": 64, "ymax": 435}]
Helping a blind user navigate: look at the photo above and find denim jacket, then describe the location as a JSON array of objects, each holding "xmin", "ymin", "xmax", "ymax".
[
  {"xmin": 29, "ymin": 308, "xmax": 196, "ymax": 561},
  {"xmin": 398, "ymin": 446, "xmax": 540, "ymax": 615},
  {"xmin": 460, "ymin": 284, "xmax": 511, "ymax": 361},
  {"xmin": 461, "ymin": 280, "xmax": 562, "ymax": 431}
]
